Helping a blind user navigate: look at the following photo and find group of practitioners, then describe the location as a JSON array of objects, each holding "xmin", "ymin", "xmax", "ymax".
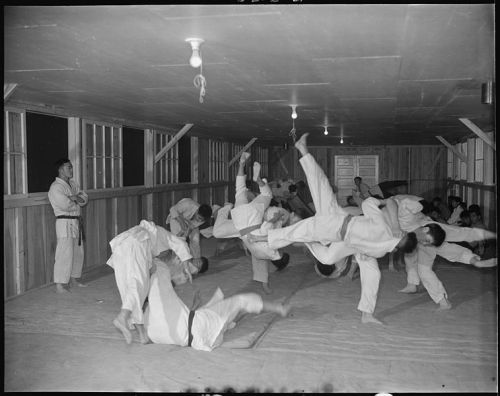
[{"xmin": 48, "ymin": 134, "xmax": 497, "ymax": 350}]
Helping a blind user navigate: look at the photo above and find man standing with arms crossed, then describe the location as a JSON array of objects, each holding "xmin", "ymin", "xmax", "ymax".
[{"xmin": 48, "ymin": 158, "xmax": 88, "ymax": 293}]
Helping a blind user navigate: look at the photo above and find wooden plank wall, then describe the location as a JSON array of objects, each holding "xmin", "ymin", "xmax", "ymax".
[{"xmin": 269, "ymin": 145, "xmax": 448, "ymax": 202}]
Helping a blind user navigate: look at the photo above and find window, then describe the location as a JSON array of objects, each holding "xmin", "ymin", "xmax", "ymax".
[
  {"xmin": 209, "ymin": 139, "xmax": 228, "ymax": 182},
  {"xmin": 122, "ymin": 127, "xmax": 144, "ymax": 187},
  {"xmin": 178, "ymin": 135, "xmax": 191, "ymax": 183},
  {"xmin": 254, "ymin": 146, "xmax": 269, "ymax": 179},
  {"xmin": 4, "ymin": 109, "xmax": 27, "ymax": 195},
  {"xmin": 459, "ymin": 142, "xmax": 467, "ymax": 180},
  {"xmin": 26, "ymin": 112, "xmax": 68, "ymax": 193},
  {"xmin": 447, "ymin": 148, "xmax": 453, "ymax": 179},
  {"xmin": 229, "ymin": 143, "xmax": 245, "ymax": 182},
  {"xmin": 475, "ymin": 138, "xmax": 484, "ymax": 182},
  {"xmin": 155, "ymin": 131, "xmax": 179, "ymax": 185},
  {"xmin": 83, "ymin": 120, "xmax": 122, "ymax": 190}
]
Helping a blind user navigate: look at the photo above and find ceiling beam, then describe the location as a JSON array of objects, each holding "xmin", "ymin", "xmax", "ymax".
[
  {"xmin": 435, "ymin": 136, "xmax": 467, "ymax": 162},
  {"xmin": 228, "ymin": 138, "xmax": 258, "ymax": 167},
  {"xmin": 4, "ymin": 83, "xmax": 17, "ymax": 101},
  {"xmin": 459, "ymin": 118, "xmax": 496, "ymax": 151},
  {"xmin": 154, "ymin": 123, "xmax": 193, "ymax": 164}
]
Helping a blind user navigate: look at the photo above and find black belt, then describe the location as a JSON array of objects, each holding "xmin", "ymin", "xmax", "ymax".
[
  {"xmin": 340, "ymin": 214, "xmax": 353, "ymax": 240},
  {"xmin": 187, "ymin": 310, "xmax": 196, "ymax": 347},
  {"xmin": 56, "ymin": 215, "xmax": 85, "ymax": 246}
]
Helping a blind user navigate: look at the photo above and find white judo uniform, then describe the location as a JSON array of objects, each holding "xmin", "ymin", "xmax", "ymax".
[
  {"xmin": 145, "ymin": 260, "xmax": 263, "ymax": 352},
  {"xmin": 213, "ymin": 174, "xmax": 287, "ymax": 284},
  {"xmin": 265, "ymin": 153, "xmax": 402, "ymax": 315},
  {"xmin": 48, "ymin": 177, "xmax": 88, "ymax": 284},
  {"xmin": 166, "ymin": 198, "xmax": 204, "ymax": 268},
  {"xmin": 393, "ymin": 195, "xmax": 491, "ymax": 303},
  {"xmin": 107, "ymin": 220, "xmax": 192, "ymax": 326}
]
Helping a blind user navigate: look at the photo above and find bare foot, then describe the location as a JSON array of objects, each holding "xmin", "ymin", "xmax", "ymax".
[
  {"xmin": 398, "ymin": 284, "xmax": 418, "ymax": 293},
  {"xmin": 277, "ymin": 303, "xmax": 291, "ymax": 317},
  {"xmin": 56, "ymin": 284, "xmax": 70, "ymax": 294},
  {"xmin": 437, "ymin": 297, "xmax": 452, "ymax": 311},
  {"xmin": 113, "ymin": 317, "xmax": 132, "ymax": 344},
  {"xmin": 253, "ymin": 162, "xmax": 261, "ymax": 182},
  {"xmin": 240, "ymin": 152, "xmax": 251, "ymax": 164},
  {"xmin": 70, "ymin": 278, "xmax": 88, "ymax": 288},
  {"xmin": 262, "ymin": 282, "xmax": 272, "ymax": 294},
  {"xmin": 361, "ymin": 312, "xmax": 384, "ymax": 325},
  {"xmin": 473, "ymin": 258, "xmax": 497, "ymax": 268},
  {"xmin": 294, "ymin": 133, "xmax": 309, "ymax": 156}
]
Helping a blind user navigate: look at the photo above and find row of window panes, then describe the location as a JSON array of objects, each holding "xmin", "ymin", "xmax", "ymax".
[
  {"xmin": 447, "ymin": 138, "xmax": 486, "ymax": 183},
  {"xmin": 84, "ymin": 121, "xmax": 122, "ymax": 190},
  {"xmin": 209, "ymin": 139, "xmax": 228, "ymax": 182},
  {"xmin": 155, "ymin": 132, "xmax": 178, "ymax": 185}
]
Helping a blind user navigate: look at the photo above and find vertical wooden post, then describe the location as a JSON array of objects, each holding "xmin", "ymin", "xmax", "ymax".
[
  {"xmin": 191, "ymin": 136, "xmax": 199, "ymax": 202},
  {"xmin": 144, "ymin": 129, "xmax": 155, "ymax": 220},
  {"xmin": 68, "ymin": 117, "xmax": 82, "ymax": 187},
  {"xmin": 483, "ymin": 132, "xmax": 494, "ymax": 186}
]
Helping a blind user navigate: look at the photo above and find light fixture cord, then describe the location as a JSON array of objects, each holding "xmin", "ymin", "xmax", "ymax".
[
  {"xmin": 193, "ymin": 63, "xmax": 206, "ymax": 103},
  {"xmin": 289, "ymin": 119, "xmax": 296, "ymax": 143}
]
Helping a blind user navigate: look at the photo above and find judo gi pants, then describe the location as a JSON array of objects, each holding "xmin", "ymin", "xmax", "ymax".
[
  {"xmin": 404, "ymin": 244, "xmax": 447, "ymax": 303},
  {"xmin": 54, "ymin": 237, "xmax": 84, "ymax": 284},
  {"xmin": 113, "ymin": 239, "xmax": 151, "ymax": 325}
]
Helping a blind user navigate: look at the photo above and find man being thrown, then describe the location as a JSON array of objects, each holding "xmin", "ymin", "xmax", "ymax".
[
  {"xmin": 107, "ymin": 219, "xmax": 195, "ymax": 344},
  {"xmin": 213, "ymin": 152, "xmax": 298, "ymax": 294},
  {"xmin": 249, "ymin": 133, "xmax": 446, "ymax": 324},
  {"xmin": 166, "ymin": 197, "xmax": 212, "ymax": 274},
  {"xmin": 145, "ymin": 252, "xmax": 290, "ymax": 351}
]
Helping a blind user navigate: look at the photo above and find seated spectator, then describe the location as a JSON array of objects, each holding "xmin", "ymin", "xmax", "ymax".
[
  {"xmin": 447, "ymin": 196, "xmax": 465, "ymax": 225},
  {"xmin": 432, "ymin": 197, "xmax": 451, "ymax": 220}
]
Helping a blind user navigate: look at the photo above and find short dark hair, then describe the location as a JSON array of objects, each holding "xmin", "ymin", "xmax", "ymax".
[
  {"xmin": 197, "ymin": 204, "xmax": 212, "ymax": 221},
  {"xmin": 427, "ymin": 223, "xmax": 446, "ymax": 247},
  {"xmin": 468, "ymin": 204, "xmax": 481, "ymax": 216},
  {"xmin": 198, "ymin": 257, "xmax": 209, "ymax": 274},
  {"xmin": 315, "ymin": 260, "xmax": 335, "ymax": 276},
  {"xmin": 288, "ymin": 184, "xmax": 297, "ymax": 193},
  {"xmin": 54, "ymin": 158, "xmax": 70, "ymax": 170},
  {"xmin": 354, "ymin": 177, "xmax": 362, "ymax": 181},
  {"xmin": 399, "ymin": 232, "xmax": 418, "ymax": 253}
]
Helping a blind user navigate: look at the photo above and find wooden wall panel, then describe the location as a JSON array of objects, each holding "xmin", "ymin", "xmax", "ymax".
[
  {"xmin": 197, "ymin": 187, "xmax": 211, "ymax": 205},
  {"xmin": 269, "ymin": 144, "xmax": 448, "ymax": 203},
  {"xmin": 212, "ymin": 185, "xmax": 226, "ymax": 205},
  {"xmin": 198, "ymin": 138, "xmax": 210, "ymax": 184},
  {"xmin": 4, "ymin": 208, "xmax": 17, "ymax": 298},
  {"xmin": 83, "ymin": 200, "xmax": 99, "ymax": 268},
  {"xmin": 25, "ymin": 205, "xmax": 49, "ymax": 290}
]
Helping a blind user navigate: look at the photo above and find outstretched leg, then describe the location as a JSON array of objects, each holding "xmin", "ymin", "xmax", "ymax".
[{"xmin": 295, "ymin": 133, "xmax": 344, "ymax": 216}]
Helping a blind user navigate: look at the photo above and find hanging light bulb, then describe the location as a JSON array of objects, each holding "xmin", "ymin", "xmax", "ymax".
[
  {"xmin": 340, "ymin": 137, "xmax": 344, "ymax": 144},
  {"xmin": 290, "ymin": 105, "xmax": 298, "ymax": 119},
  {"xmin": 323, "ymin": 126, "xmax": 328, "ymax": 136},
  {"xmin": 185, "ymin": 38, "xmax": 204, "ymax": 68}
]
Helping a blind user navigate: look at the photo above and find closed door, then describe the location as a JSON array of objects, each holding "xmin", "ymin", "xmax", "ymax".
[{"xmin": 334, "ymin": 155, "xmax": 379, "ymax": 205}]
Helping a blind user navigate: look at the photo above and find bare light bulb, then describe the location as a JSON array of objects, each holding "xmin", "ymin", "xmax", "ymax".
[
  {"xmin": 291, "ymin": 105, "xmax": 297, "ymax": 119},
  {"xmin": 189, "ymin": 49, "xmax": 202, "ymax": 68},
  {"xmin": 324, "ymin": 127, "xmax": 328, "ymax": 135},
  {"xmin": 186, "ymin": 38, "xmax": 204, "ymax": 68},
  {"xmin": 340, "ymin": 137, "xmax": 344, "ymax": 144}
]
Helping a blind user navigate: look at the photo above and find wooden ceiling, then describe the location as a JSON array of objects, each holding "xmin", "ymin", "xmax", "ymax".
[{"xmin": 4, "ymin": 4, "xmax": 495, "ymax": 146}]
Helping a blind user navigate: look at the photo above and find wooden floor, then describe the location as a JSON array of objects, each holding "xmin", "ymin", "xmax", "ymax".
[{"xmin": 4, "ymin": 241, "xmax": 498, "ymax": 393}]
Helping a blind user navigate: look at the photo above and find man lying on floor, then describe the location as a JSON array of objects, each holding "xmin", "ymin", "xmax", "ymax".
[
  {"xmin": 107, "ymin": 220, "xmax": 197, "ymax": 344},
  {"xmin": 145, "ymin": 250, "xmax": 290, "ymax": 351}
]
